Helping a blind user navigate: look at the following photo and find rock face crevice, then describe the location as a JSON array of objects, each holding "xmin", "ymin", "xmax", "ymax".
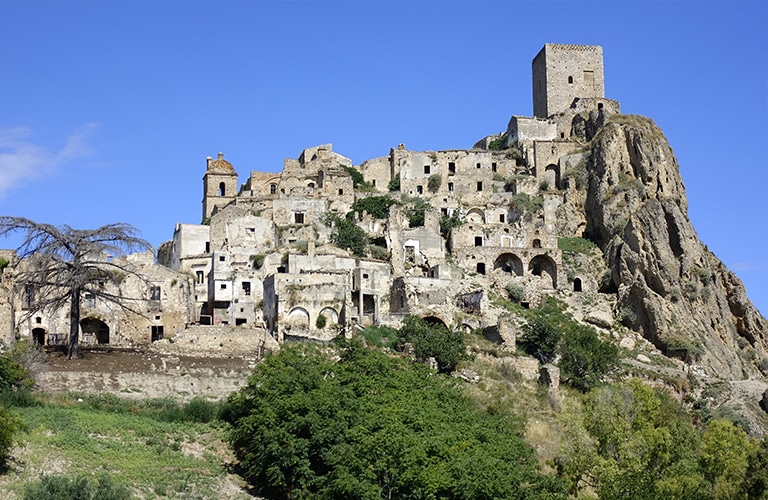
[{"xmin": 572, "ymin": 113, "xmax": 766, "ymax": 378}]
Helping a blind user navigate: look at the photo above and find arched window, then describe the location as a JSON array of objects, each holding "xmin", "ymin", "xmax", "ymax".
[
  {"xmin": 270, "ymin": 184, "xmax": 277, "ymax": 194},
  {"xmin": 218, "ymin": 182, "xmax": 226, "ymax": 196},
  {"xmin": 568, "ymin": 76, "xmax": 574, "ymax": 84}
]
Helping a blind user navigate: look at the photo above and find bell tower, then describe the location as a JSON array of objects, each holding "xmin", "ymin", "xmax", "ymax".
[{"xmin": 202, "ymin": 152, "xmax": 238, "ymax": 222}]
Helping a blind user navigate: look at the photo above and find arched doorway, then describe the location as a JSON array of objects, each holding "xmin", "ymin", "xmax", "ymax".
[
  {"xmin": 573, "ymin": 278, "xmax": 582, "ymax": 292},
  {"xmin": 528, "ymin": 255, "xmax": 558, "ymax": 289},
  {"xmin": 494, "ymin": 253, "xmax": 523, "ymax": 276},
  {"xmin": 80, "ymin": 317, "xmax": 110, "ymax": 344},
  {"xmin": 287, "ymin": 307, "xmax": 310, "ymax": 328},
  {"xmin": 32, "ymin": 327, "xmax": 46, "ymax": 346}
]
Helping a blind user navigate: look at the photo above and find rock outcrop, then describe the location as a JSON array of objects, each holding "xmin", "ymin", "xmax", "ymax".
[{"xmin": 568, "ymin": 112, "xmax": 766, "ymax": 378}]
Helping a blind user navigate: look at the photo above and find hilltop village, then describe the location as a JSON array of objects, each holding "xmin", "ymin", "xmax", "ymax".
[{"xmin": 1, "ymin": 44, "xmax": 619, "ymax": 350}]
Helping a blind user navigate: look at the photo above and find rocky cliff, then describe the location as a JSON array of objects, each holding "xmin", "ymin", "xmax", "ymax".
[{"xmin": 562, "ymin": 112, "xmax": 766, "ymax": 379}]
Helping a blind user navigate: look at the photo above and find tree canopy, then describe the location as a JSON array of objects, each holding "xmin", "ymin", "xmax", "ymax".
[
  {"xmin": 0, "ymin": 217, "xmax": 151, "ymax": 358},
  {"xmin": 225, "ymin": 341, "xmax": 566, "ymax": 499}
]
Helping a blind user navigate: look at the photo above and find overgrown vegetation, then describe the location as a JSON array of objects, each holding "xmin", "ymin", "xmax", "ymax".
[
  {"xmin": 427, "ymin": 173, "xmax": 442, "ymax": 193},
  {"xmin": 347, "ymin": 195, "xmax": 399, "ymax": 220},
  {"xmin": 557, "ymin": 237, "xmax": 598, "ymax": 254},
  {"xmin": 439, "ymin": 210, "xmax": 463, "ymax": 240},
  {"xmin": 509, "ymin": 193, "xmax": 544, "ymax": 214},
  {"xmin": 225, "ymin": 340, "xmax": 567, "ymax": 499},
  {"xmin": 342, "ymin": 165, "xmax": 374, "ymax": 191},
  {"xmin": 402, "ymin": 196, "xmax": 429, "ymax": 228},
  {"xmin": 323, "ymin": 213, "xmax": 369, "ymax": 257}
]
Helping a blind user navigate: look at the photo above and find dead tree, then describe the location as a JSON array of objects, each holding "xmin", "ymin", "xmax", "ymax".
[{"xmin": 0, "ymin": 217, "xmax": 152, "ymax": 359}]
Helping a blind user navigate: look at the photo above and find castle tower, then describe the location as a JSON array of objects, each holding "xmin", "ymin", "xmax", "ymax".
[
  {"xmin": 202, "ymin": 152, "xmax": 238, "ymax": 222},
  {"xmin": 532, "ymin": 44, "xmax": 605, "ymax": 118}
]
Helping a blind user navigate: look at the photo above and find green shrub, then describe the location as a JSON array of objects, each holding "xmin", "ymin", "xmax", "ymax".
[
  {"xmin": 323, "ymin": 213, "xmax": 369, "ymax": 257},
  {"xmin": 439, "ymin": 210, "xmax": 463, "ymax": 240},
  {"xmin": 316, "ymin": 314, "xmax": 327, "ymax": 329},
  {"xmin": 23, "ymin": 473, "xmax": 132, "ymax": 500},
  {"xmin": 343, "ymin": 166, "xmax": 374, "ymax": 191},
  {"xmin": 360, "ymin": 325, "xmax": 400, "ymax": 349},
  {"xmin": 387, "ymin": 177, "xmax": 400, "ymax": 192},
  {"xmin": 521, "ymin": 314, "xmax": 561, "ymax": 363},
  {"xmin": 368, "ymin": 245, "xmax": 389, "ymax": 260},
  {"xmin": 427, "ymin": 173, "xmax": 442, "ymax": 193},
  {"xmin": 0, "ymin": 257, "xmax": 9, "ymax": 272},
  {"xmin": 557, "ymin": 237, "xmax": 598, "ymax": 254},
  {"xmin": 505, "ymin": 283, "xmax": 524, "ymax": 303},
  {"xmin": 488, "ymin": 134, "xmax": 507, "ymax": 150},
  {"xmin": 0, "ymin": 405, "xmax": 18, "ymax": 466},
  {"xmin": 183, "ymin": 397, "xmax": 217, "ymax": 423},
  {"xmin": 558, "ymin": 324, "xmax": 619, "ymax": 392},
  {"xmin": 403, "ymin": 197, "xmax": 429, "ymax": 228},
  {"xmin": 250, "ymin": 253, "xmax": 265, "ymax": 270},
  {"xmin": 509, "ymin": 193, "xmax": 543, "ymax": 214},
  {"xmin": 347, "ymin": 196, "xmax": 398, "ymax": 220},
  {"xmin": 400, "ymin": 315, "xmax": 466, "ymax": 373}
]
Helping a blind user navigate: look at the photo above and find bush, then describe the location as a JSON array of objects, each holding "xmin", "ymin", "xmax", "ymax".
[
  {"xmin": 387, "ymin": 177, "xmax": 400, "ymax": 192},
  {"xmin": 183, "ymin": 397, "xmax": 217, "ymax": 423},
  {"xmin": 323, "ymin": 213, "xmax": 369, "ymax": 257},
  {"xmin": 347, "ymin": 196, "xmax": 398, "ymax": 220},
  {"xmin": 488, "ymin": 134, "xmax": 507, "ymax": 150},
  {"xmin": 316, "ymin": 314, "xmax": 327, "ymax": 329},
  {"xmin": 521, "ymin": 315, "xmax": 561, "ymax": 363},
  {"xmin": 403, "ymin": 197, "xmax": 429, "ymax": 228},
  {"xmin": 225, "ymin": 343, "xmax": 565, "ymax": 499},
  {"xmin": 0, "ymin": 405, "xmax": 18, "ymax": 466},
  {"xmin": 427, "ymin": 173, "xmax": 442, "ymax": 193},
  {"xmin": 400, "ymin": 315, "xmax": 466, "ymax": 373},
  {"xmin": 505, "ymin": 283, "xmax": 524, "ymax": 303},
  {"xmin": 250, "ymin": 254, "xmax": 265, "ymax": 270},
  {"xmin": 23, "ymin": 473, "xmax": 132, "ymax": 500},
  {"xmin": 439, "ymin": 211, "xmax": 463, "ymax": 240},
  {"xmin": 360, "ymin": 325, "xmax": 400, "ymax": 349},
  {"xmin": 509, "ymin": 193, "xmax": 543, "ymax": 214},
  {"xmin": 557, "ymin": 237, "xmax": 598, "ymax": 254},
  {"xmin": 559, "ymin": 324, "xmax": 618, "ymax": 392}
]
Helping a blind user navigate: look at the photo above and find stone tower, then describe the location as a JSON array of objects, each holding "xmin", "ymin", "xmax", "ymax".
[
  {"xmin": 532, "ymin": 44, "xmax": 605, "ymax": 118},
  {"xmin": 202, "ymin": 152, "xmax": 238, "ymax": 222}
]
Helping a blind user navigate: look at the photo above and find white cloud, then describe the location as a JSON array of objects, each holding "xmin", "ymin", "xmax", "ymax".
[{"xmin": 0, "ymin": 123, "xmax": 100, "ymax": 198}]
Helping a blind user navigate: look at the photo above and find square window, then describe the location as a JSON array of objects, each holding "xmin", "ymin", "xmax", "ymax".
[{"xmin": 294, "ymin": 212, "xmax": 305, "ymax": 224}]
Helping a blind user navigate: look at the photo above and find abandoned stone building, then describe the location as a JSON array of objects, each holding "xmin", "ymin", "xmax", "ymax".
[{"xmin": 3, "ymin": 43, "xmax": 616, "ymax": 347}]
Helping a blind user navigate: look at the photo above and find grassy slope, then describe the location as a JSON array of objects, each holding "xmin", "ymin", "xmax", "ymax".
[{"xmin": 0, "ymin": 393, "xmax": 253, "ymax": 499}]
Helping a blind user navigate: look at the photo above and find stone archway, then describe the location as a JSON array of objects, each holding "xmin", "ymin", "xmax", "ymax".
[
  {"xmin": 80, "ymin": 317, "xmax": 110, "ymax": 344},
  {"xmin": 528, "ymin": 254, "xmax": 557, "ymax": 289},
  {"xmin": 32, "ymin": 327, "xmax": 46, "ymax": 346},
  {"xmin": 319, "ymin": 307, "xmax": 339, "ymax": 324},
  {"xmin": 494, "ymin": 253, "xmax": 524, "ymax": 276},
  {"xmin": 422, "ymin": 316, "xmax": 448, "ymax": 329},
  {"xmin": 287, "ymin": 307, "xmax": 310, "ymax": 328}
]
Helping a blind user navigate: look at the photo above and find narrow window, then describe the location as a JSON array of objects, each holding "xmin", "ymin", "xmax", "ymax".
[
  {"xmin": 598, "ymin": 102, "xmax": 604, "ymax": 110},
  {"xmin": 448, "ymin": 162, "xmax": 456, "ymax": 175},
  {"xmin": 424, "ymin": 165, "xmax": 430, "ymax": 174},
  {"xmin": 476, "ymin": 163, "xmax": 481, "ymax": 169},
  {"xmin": 417, "ymin": 185, "xmax": 423, "ymax": 194},
  {"xmin": 448, "ymin": 182, "xmax": 454, "ymax": 192},
  {"xmin": 85, "ymin": 292, "xmax": 95, "ymax": 308},
  {"xmin": 372, "ymin": 180, "xmax": 376, "ymax": 186},
  {"xmin": 474, "ymin": 236, "xmax": 483, "ymax": 247},
  {"xmin": 560, "ymin": 133, "xmax": 565, "ymax": 138},
  {"xmin": 499, "ymin": 214, "xmax": 505, "ymax": 223},
  {"xmin": 35, "ymin": 317, "xmax": 42, "ymax": 324},
  {"xmin": 242, "ymin": 282, "xmax": 251, "ymax": 296},
  {"xmin": 149, "ymin": 286, "xmax": 161, "ymax": 301},
  {"xmin": 205, "ymin": 242, "xmax": 210, "ymax": 253},
  {"xmin": 294, "ymin": 212, "xmax": 305, "ymax": 224},
  {"xmin": 568, "ymin": 76, "xmax": 574, "ymax": 84},
  {"xmin": 533, "ymin": 239, "xmax": 541, "ymax": 248},
  {"xmin": 196, "ymin": 271, "xmax": 204, "ymax": 284},
  {"xmin": 476, "ymin": 181, "xmax": 483, "ymax": 192},
  {"xmin": 218, "ymin": 182, "xmax": 226, "ymax": 196},
  {"xmin": 270, "ymin": 183, "xmax": 277, "ymax": 194},
  {"xmin": 492, "ymin": 163, "xmax": 497, "ymax": 172}
]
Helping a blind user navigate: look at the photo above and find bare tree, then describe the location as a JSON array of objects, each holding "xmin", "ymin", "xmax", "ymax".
[{"xmin": 0, "ymin": 217, "xmax": 152, "ymax": 359}]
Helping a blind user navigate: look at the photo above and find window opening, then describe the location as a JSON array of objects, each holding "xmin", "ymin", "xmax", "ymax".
[
  {"xmin": 242, "ymin": 282, "xmax": 251, "ymax": 295},
  {"xmin": 476, "ymin": 181, "xmax": 483, "ymax": 192},
  {"xmin": 149, "ymin": 286, "xmax": 161, "ymax": 301},
  {"xmin": 424, "ymin": 165, "xmax": 430, "ymax": 174},
  {"xmin": 294, "ymin": 212, "xmax": 305, "ymax": 224},
  {"xmin": 476, "ymin": 263, "xmax": 486, "ymax": 275},
  {"xmin": 218, "ymin": 182, "xmax": 226, "ymax": 196},
  {"xmin": 448, "ymin": 162, "xmax": 456, "ymax": 175},
  {"xmin": 474, "ymin": 236, "xmax": 483, "ymax": 247}
]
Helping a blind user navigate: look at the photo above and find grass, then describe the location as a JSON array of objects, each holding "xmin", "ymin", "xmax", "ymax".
[{"xmin": 0, "ymin": 392, "xmax": 249, "ymax": 499}]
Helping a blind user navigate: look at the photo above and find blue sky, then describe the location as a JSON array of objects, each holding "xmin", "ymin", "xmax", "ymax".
[{"xmin": 1, "ymin": 0, "xmax": 766, "ymax": 315}]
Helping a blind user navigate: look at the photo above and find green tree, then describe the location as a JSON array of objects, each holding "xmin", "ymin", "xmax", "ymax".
[
  {"xmin": 347, "ymin": 196, "xmax": 399, "ymax": 220},
  {"xmin": 225, "ymin": 342, "xmax": 565, "ymax": 499},
  {"xmin": 399, "ymin": 315, "xmax": 466, "ymax": 373},
  {"xmin": 700, "ymin": 419, "xmax": 755, "ymax": 499},
  {"xmin": 557, "ymin": 379, "xmax": 708, "ymax": 500},
  {"xmin": 427, "ymin": 173, "xmax": 442, "ymax": 193},
  {"xmin": 521, "ymin": 314, "xmax": 561, "ymax": 363},
  {"xmin": 323, "ymin": 213, "xmax": 369, "ymax": 257},
  {"xmin": 558, "ymin": 323, "xmax": 618, "ymax": 392}
]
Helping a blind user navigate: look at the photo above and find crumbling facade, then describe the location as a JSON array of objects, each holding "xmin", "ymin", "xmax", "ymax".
[{"xmin": 2, "ymin": 44, "xmax": 617, "ymax": 348}]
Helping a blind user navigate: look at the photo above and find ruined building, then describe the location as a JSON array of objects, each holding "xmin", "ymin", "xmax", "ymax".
[{"xmin": 2, "ymin": 44, "xmax": 617, "ymax": 346}]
